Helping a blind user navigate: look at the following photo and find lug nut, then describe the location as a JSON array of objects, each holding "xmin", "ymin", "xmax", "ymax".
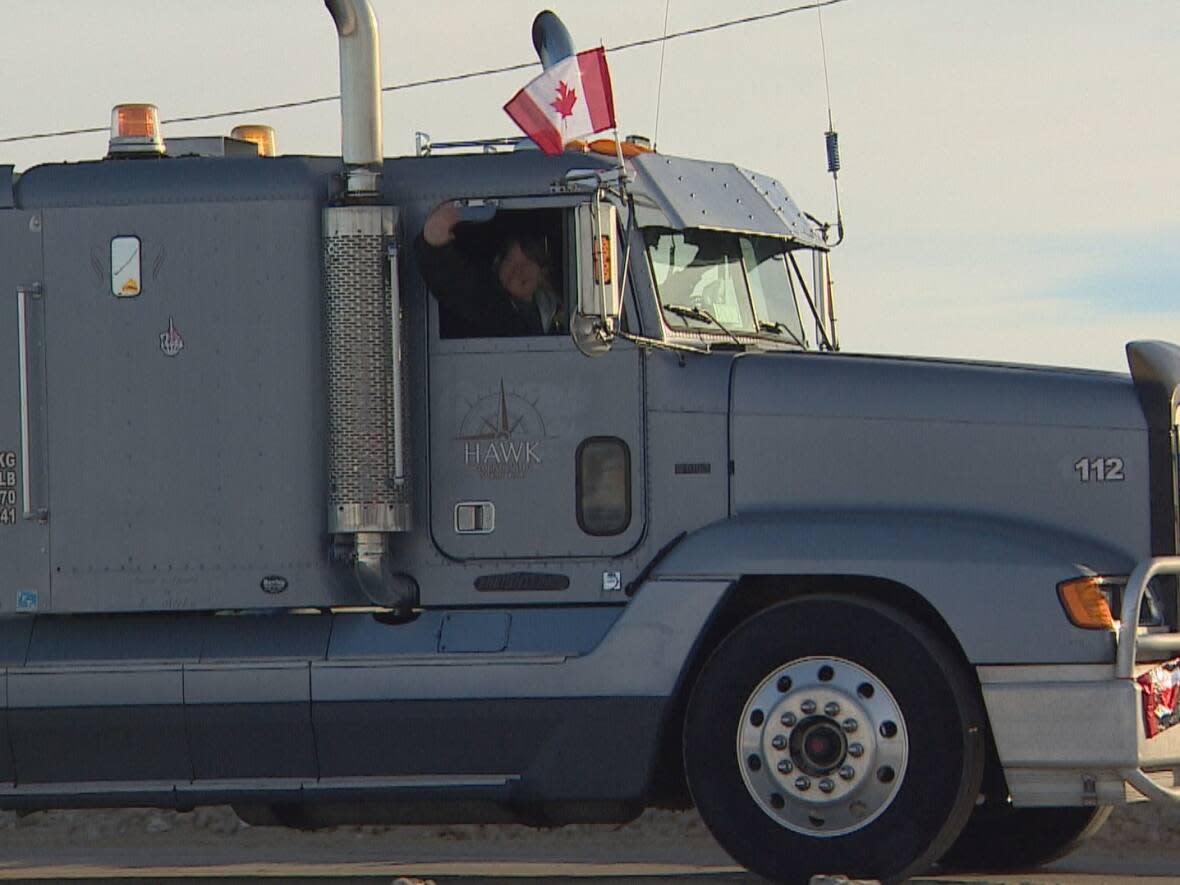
[
  {"xmin": 819, "ymin": 778, "xmax": 835, "ymax": 793},
  {"xmin": 778, "ymin": 759, "xmax": 794, "ymax": 774},
  {"xmin": 780, "ymin": 712, "xmax": 797, "ymax": 727},
  {"xmin": 848, "ymin": 742, "xmax": 864, "ymax": 758},
  {"xmin": 800, "ymin": 699, "xmax": 817, "ymax": 715},
  {"xmin": 824, "ymin": 701, "xmax": 840, "ymax": 717},
  {"xmin": 839, "ymin": 765, "xmax": 855, "ymax": 780},
  {"xmin": 771, "ymin": 734, "xmax": 788, "ymax": 751},
  {"xmin": 794, "ymin": 775, "xmax": 811, "ymax": 791},
  {"xmin": 842, "ymin": 718, "xmax": 858, "ymax": 733}
]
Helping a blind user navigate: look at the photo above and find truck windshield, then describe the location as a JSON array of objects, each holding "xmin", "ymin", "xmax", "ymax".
[{"xmin": 644, "ymin": 229, "xmax": 808, "ymax": 346}]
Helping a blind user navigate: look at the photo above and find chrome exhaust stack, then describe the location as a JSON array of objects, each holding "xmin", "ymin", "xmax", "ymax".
[
  {"xmin": 531, "ymin": 10, "xmax": 575, "ymax": 69},
  {"xmin": 322, "ymin": 0, "xmax": 414, "ymax": 612},
  {"xmin": 324, "ymin": 0, "xmax": 383, "ymax": 196},
  {"xmin": 322, "ymin": 203, "xmax": 414, "ymax": 611}
]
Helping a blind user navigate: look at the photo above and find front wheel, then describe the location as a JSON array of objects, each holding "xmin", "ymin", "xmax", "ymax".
[{"xmin": 684, "ymin": 596, "xmax": 985, "ymax": 884}]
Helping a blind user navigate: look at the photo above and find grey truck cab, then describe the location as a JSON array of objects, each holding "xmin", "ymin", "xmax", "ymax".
[{"xmin": 0, "ymin": 3, "xmax": 1178, "ymax": 883}]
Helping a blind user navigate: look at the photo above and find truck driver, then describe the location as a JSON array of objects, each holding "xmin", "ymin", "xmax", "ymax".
[{"xmin": 415, "ymin": 200, "xmax": 563, "ymax": 338}]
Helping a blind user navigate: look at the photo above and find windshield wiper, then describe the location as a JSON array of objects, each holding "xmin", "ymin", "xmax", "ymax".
[
  {"xmin": 664, "ymin": 304, "xmax": 745, "ymax": 350},
  {"xmin": 758, "ymin": 320, "xmax": 806, "ymax": 348}
]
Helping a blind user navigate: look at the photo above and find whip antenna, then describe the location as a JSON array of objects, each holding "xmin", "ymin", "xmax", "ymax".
[
  {"xmin": 652, "ymin": 0, "xmax": 671, "ymax": 151},
  {"xmin": 817, "ymin": 4, "xmax": 844, "ymax": 246}
]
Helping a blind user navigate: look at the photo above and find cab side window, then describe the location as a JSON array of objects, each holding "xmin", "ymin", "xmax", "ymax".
[{"xmin": 416, "ymin": 206, "xmax": 566, "ymax": 340}]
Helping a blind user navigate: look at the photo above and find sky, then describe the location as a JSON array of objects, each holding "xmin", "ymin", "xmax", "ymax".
[{"xmin": 2, "ymin": 0, "xmax": 1177, "ymax": 372}]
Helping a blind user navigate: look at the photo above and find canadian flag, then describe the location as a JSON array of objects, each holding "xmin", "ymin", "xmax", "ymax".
[{"xmin": 504, "ymin": 48, "xmax": 617, "ymax": 156}]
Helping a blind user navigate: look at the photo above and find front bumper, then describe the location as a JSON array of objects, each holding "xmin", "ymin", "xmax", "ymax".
[{"xmin": 981, "ymin": 555, "xmax": 1180, "ymax": 807}]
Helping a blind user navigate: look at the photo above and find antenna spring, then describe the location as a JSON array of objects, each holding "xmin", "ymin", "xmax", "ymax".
[{"xmin": 825, "ymin": 129, "xmax": 840, "ymax": 175}]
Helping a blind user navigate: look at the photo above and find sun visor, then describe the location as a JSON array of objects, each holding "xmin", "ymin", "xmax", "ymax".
[{"xmin": 629, "ymin": 153, "xmax": 826, "ymax": 249}]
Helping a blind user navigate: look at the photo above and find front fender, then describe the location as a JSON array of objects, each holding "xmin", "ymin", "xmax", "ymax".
[{"xmin": 651, "ymin": 509, "xmax": 1137, "ymax": 664}]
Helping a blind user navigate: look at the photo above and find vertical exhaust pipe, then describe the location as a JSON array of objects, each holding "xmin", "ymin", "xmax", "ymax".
[
  {"xmin": 322, "ymin": 0, "xmax": 414, "ymax": 612},
  {"xmin": 531, "ymin": 10, "xmax": 575, "ymax": 69},
  {"xmin": 324, "ymin": 0, "xmax": 383, "ymax": 195}
]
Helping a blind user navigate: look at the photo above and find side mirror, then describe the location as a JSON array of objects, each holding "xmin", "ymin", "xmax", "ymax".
[{"xmin": 572, "ymin": 199, "xmax": 620, "ymax": 356}]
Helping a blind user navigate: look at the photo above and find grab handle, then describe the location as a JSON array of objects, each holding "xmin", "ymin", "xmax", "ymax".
[{"xmin": 16, "ymin": 283, "xmax": 44, "ymax": 521}]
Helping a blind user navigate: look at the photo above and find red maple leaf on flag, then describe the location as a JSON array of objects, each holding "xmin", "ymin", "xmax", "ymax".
[{"xmin": 551, "ymin": 81, "xmax": 578, "ymax": 119}]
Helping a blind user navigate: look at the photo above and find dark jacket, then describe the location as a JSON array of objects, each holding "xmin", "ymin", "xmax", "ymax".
[{"xmin": 414, "ymin": 233, "xmax": 540, "ymax": 338}]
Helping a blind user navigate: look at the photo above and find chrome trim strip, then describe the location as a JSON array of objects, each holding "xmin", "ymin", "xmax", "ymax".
[
  {"xmin": 314, "ymin": 653, "xmax": 568, "ymax": 668},
  {"xmin": 15, "ymin": 285, "xmax": 31, "ymax": 518},
  {"xmin": 0, "ymin": 780, "xmax": 179, "ymax": 797},
  {"xmin": 314, "ymin": 774, "xmax": 519, "ymax": 790},
  {"xmin": 0, "ymin": 774, "xmax": 520, "ymax": 797}
]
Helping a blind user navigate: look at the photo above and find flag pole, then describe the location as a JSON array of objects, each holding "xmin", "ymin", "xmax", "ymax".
[{"xmin": 603, "ymin": 44, "xmax": 627, "ymax": 178}]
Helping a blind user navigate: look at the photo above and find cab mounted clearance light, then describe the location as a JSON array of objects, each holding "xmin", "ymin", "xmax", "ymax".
[
  {"xmin": 566, "ymin": 136, "xmax": 653, "ymax": 158},
  {"xmin": 1057, "ymin": 576, "xmax": 1116, "ymax": 630},
  {"xmin": 107, "ymin": 104, "xmax": 165, "ymax": 157},
  {"xmin": 230, "ymin": 125, "xmax": 277, "ymax": 157}
]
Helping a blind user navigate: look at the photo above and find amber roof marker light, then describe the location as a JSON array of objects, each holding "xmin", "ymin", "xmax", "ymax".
[
  {"xmin": 107, "ymin": 104, "xmax": 165, "ymax": 157},
  {"xmin": 231, "ymin": 125, "xmax": 277, "ymax": 157}
]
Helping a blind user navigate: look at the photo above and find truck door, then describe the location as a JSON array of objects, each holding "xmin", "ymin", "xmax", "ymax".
[
  {"xmin": 0, "ymin": 206, "xmax": 50, "ymax": 787},
  {"xmin": 0, "ymin": 209, "xmax": 50, "ymax": 616},
  {"xmin": 425, "ymin": 202, "xmax": 645, "ymax": 564}
]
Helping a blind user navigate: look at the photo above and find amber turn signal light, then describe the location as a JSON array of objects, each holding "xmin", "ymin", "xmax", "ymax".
[{"xmin": 1057, "ymin": 577, "xmax": 1116, "ymax": 630}]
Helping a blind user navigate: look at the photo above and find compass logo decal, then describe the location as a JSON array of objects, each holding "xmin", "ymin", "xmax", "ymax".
[{"xmin": 456, "ymin": 380, "xmax": 546, "ymax": 480}]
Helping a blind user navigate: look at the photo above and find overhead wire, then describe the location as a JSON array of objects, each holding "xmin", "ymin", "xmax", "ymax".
[{"xmin": 0, "ymin": 0, "xmax": 850, "ymax": 146}]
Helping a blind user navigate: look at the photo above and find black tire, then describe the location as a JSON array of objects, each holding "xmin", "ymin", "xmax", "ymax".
[
  {"xmin": 937, "ymin": 805, "xmax": 1112, "ymax": 872},
  {"xmin": 231, "ymin": 803, "xmax": 308, "ymax": 829},
  {"xmin": 684, "ymin": 595, "xmax": 985, "ymax": 885}
]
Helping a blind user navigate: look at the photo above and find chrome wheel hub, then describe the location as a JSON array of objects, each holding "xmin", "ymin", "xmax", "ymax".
[{"xmin": 737, "ymin": 656, "xmax": 908, "ymax": 836}]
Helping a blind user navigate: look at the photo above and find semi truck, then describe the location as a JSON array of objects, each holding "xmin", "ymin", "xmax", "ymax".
[{"xmin": 1, "ymin": 2, "xmax": 1178, "ymax": 882}]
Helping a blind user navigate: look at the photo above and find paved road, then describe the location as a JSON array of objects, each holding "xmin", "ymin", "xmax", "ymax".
[
  {"xmin": 0, "ymin": 869, "xmax": 1175, "ymax": 883},
  {"xmin": 0, "ymin": 806, "xmax": 1176, "ymax": 884},
  {"xmin": 0, "ymin": 848, "xmax": 1177, "ymax": 883}
]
